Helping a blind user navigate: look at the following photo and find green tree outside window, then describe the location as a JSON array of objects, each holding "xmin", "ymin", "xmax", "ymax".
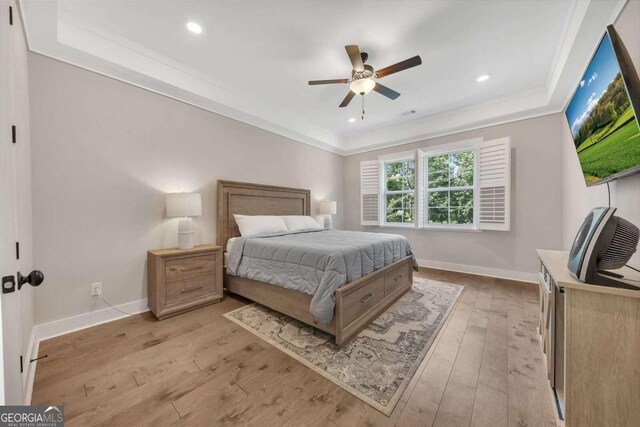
[
  {"xmin": 426, "ymin": 150, "xmax": 474, "ymax": 225},
  {"xmin": 384, "ymin": 160, "xmax": 415, "ymax": 223}
]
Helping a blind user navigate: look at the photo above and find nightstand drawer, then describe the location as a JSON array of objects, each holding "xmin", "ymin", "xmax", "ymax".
[
  {"xmin": 148, "ymin": 244, "xmax": 223, "ymax": 320},
  {"xmin": 165, "ymin": 274, "xmax": 216, "ymax": 306},
  {"xmin": 165, "ymin": 254, "xmax": 215, "ymax": 283}
]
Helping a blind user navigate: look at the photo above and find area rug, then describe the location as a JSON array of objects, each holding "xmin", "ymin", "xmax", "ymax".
[{"xmin": 223, "ymin": 277, "xmax": 463, "ymax": 415}]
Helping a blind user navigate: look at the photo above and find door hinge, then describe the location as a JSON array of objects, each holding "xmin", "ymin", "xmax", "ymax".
[
  {"xmin": 16, "ymin": 242, "xmax": 20, "ymax": 260},
  {"xmin": 20, "ymin": 356, "xmax": 23, "ymax": 373},
  {"xmin": 9, "ymin": 6, "xmax": 13, "ymax": 26},
  {"xmin": 12, "ymin": 125, "xmax": 16, "ymax": 143}
]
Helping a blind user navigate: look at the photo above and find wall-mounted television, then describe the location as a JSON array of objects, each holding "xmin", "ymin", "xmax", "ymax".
[{"xmin": 564, "ymin": 25, "xmax": 640, "ymax": 186}]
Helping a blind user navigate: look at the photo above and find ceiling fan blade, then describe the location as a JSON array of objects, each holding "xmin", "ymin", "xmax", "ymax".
[
  {"xmin": 375, "ymin": 55, "xmax": 422, "ymax": 78},
  {"xmin": 308, "ymin": 79, "xmax": 349, "ymax": 85},
  {"xmin": 339, "ymin": 91, "xmax": 356, "ymax": 108},
  {"xmin": 373, "ymin": 83, "xmax": 401, "ymax": 100},
  {"xmin": 345, "ymin": 45, "xmax": 364, "ymax": 72}
]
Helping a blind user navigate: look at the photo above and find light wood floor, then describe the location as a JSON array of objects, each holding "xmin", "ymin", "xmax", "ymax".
[{"xmin": 32, "ymin": 269, "xmax": 559, "ymax": 426}]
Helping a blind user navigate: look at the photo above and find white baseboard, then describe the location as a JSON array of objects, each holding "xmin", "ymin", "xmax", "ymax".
[
  {"xmin": 25, "ymin": 298, "xmax": 149, "ymax": 404},
  {"xmin": 416, "ymin": 259, "xmax": 538, "ymax": 284},
  {"xmin": 33, "ymin": 298, "xmax": 149, "ymax": 343}
]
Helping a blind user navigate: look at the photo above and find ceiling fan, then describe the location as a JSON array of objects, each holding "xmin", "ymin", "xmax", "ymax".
[{"xmin": 308, "ymin": 45, "xmax": 422, "ymax": 112}]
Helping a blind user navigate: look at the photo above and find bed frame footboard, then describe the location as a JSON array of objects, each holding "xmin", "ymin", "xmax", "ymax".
[{"xmin": 224, "ymin": 256, "xmax": 414, "ymax": 346}]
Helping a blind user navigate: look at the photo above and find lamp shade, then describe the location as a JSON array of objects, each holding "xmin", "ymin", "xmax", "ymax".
[
  {"xmin": 165, "ymin": 193, "xmax": 202, "ymax": 217},
  {"xmin": 319, "ymin": 200, "xmax": 337, "ymax": 215}
]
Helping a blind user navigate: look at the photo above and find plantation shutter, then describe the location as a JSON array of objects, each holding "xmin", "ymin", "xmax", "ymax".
[
  {"xmin": 360, "ymin": 160, "xmax": 380, "ymax": 225},
  {"xmin": 416, "ymin": 151, "xmax": 426, "ymax": 227},
  {"xmin": 478, "ymin": 137, "xmax": 511, "ymax": 231}
]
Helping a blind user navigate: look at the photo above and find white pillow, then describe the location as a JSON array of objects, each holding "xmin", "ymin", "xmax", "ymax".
[
  {"xmin": 281, "ymin": 215, "xmax": 324, "ymax": 232},
  {"xmin": 233, "ymin": 214, "xmax": 288, "ymax": 237}
]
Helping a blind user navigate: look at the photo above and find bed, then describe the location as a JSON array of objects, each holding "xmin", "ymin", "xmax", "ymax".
[{"xmin": 218, "ymin": 180, "xmax": 416, "ymax": 345}]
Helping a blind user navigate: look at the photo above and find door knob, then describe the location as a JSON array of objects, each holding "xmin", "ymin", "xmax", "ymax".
[{"xmin": 17, "ymin": 270, "xmax": 44, "ymax": 290}]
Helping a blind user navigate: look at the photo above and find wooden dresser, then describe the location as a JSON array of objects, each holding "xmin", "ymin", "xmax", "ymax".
[
  {"xmin": 537, "ymin": 249, "xmax": 640, "ymax": 427},
  {"xmin": 148, "ymin": 244, "xmax": 223, "ymax": 319}
]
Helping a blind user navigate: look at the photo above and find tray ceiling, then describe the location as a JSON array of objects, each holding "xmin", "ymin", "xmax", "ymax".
[{"xmin": 20, "ymin": 0, "xmax": 627, "ymax": 155}]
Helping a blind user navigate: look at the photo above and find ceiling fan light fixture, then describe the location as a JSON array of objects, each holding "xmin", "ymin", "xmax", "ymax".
[
  {"xmin": 350, "ymin": 78, "xmax": 375, "ymax": 95},
  {"xmin": 309, "ymin": 44, "xmax": 420, "ymax": 108}
]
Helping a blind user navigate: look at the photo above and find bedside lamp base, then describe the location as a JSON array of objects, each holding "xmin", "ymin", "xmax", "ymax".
[
  {"xmin": 324, "ymin": 215, "xmax": 333, "ymax": 229},
  {"xmin": 315, "ymin": 214, "xmax": 334, "ymax": 229},
  {"xmin": 178, "ymin": 217, "xmax": 195, "ymax": 249}
]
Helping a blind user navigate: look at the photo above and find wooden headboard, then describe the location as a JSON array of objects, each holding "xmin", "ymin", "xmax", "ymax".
[{"xmin": 216, "ymin": 180, "xmax": 311, "ymax": 249}]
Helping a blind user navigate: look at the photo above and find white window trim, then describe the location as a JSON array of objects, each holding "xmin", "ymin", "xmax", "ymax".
[
  {"xmin": 368, "ymin": 137, "xmax": 510, "ymax": 232},
  {"xmin": 375, "ymin": 138, "xmax": 486, "ymax": 231},
  {"xmin": 378, "ymin": 150, "xmax": 416, "ymax": 162},
  {"xmin": 419, "ymin": 137, "xmax": 484, "ymax": 155},
  {"xmin": 421, "ymin": 145, "xmax": 479, "ymax": 230},
  {"xmin": 380, "ymin": 152, "xmax": 416, "ymax": 227}
]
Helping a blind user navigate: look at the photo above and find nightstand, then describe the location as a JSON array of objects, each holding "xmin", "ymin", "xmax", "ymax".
[{"xmin": 147, "ymin": 244, "xmax": 223, "ymax": 319}]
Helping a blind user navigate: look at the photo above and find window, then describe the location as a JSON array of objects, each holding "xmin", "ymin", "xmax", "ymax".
[
  {"xmin": 383, "ymin": 158, "xmax": 415, "ymax": 225},
  {"xmin": 425, "ymin": 149, "xmax": 475, "ymax": 227},
  {"xmin": 359, "ymin": 137, "xmax": 511, "ymax": 231}
]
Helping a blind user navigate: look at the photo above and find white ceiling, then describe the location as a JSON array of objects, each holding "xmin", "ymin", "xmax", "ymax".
[{"xmin": 20, "ymin": 0, "xmax": 627, "ymax": 155}]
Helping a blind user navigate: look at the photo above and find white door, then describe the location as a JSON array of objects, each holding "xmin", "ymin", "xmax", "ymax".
[{"xmin": 0, "ymin": 1, "xmax": 36, "ymax": 405}]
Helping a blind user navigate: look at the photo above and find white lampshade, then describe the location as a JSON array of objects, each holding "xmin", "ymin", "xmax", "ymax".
[
  {"xmin": 350, "ymin": 78, "xmax": 375, "ymax": 95},
  {"xmin": 165, "ymin": 193, "xmax": 202, "ymax": 218},
  {"xmin": 319, "ymin": 200, "xmax": 337, "ymax": 215}
]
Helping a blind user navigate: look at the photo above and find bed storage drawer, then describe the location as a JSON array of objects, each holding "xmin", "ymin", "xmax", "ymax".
[
  {"xmin": 341, "ymin": 276, "xmax": 385, "ymax": 326},
  {"xmin": 334, "ymin": 256, "xmax": 414, "ymax": 345},
  {"xmin": 385, "ymin": 262, "xmax": 412, "ymax": 295},
  {"xmin": 165, "ymin": 254, "xmax": 215, "ymax": 282},
  {"xmin": 165, "ymin": 274, "xmax": 216, "ymax": 306}
]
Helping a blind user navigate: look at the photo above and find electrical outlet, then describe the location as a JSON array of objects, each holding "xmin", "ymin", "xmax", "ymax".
[{"xmin": 91, "ymin": 282, "xmax": 102, "ymax": 297}]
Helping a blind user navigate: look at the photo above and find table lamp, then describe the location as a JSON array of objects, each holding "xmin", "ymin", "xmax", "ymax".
[
  {"xmin": 318, "ymin": 200, "xmax": 337, "ymax": 229},
  {"xmin": 166, "ymin": 193, "xmax": 202, "ymax": 249}
]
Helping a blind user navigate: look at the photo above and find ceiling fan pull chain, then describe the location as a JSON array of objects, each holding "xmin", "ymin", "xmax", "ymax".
[{"xmin": 362, "ymin": 95, "xmax": 365, "ymax": 121}]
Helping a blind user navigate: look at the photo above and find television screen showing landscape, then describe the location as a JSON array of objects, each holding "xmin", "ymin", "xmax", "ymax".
[{"xmin": 565, "ymin": 32, "xmax": 640, "ymax": 186}]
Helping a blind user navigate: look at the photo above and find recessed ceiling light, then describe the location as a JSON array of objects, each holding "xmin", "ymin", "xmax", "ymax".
[
  {"xmin": 186, "ymin": 22, "xmax": 203, "ymax": 34},
  {"xmin": 476, "ymin": 74, "xmax": 490, "ymax": 82},
  {"xmin": 348, "ymin": 118, "xmax": 356, "ymax": 123}
]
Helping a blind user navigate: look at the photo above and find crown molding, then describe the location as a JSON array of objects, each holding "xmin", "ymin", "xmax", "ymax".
[
  {"xmin": 20, "ymin": 1, "xmax": 347, "ymax": 154},
  {"xmin": 19, "ymin": 0, "xmax": 628, "ymax": 157},
  {"xmin": 341, "ymin": 86, "xmax": 551, "ymax": 154}
]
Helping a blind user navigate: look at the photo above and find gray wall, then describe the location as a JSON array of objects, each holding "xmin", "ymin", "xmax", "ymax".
[
  {"xmin": 562, "ymin": 0, "xmax": 640, "ymax": 266},
  {"xmin": 28, "ymin": 0, "xmax": 638, "ymax": 325},
  {"xmin": 29, "ymin": 54, "xmax": 344, "ymax": 324},
  {"xmin": 344, "ymin": 113, "xmax": 565, "ymax": 278}
]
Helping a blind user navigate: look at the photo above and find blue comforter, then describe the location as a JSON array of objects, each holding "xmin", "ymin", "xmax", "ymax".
[{"xmin": 226, "ymin": 229, "xmax": 417, "ymax": 325}]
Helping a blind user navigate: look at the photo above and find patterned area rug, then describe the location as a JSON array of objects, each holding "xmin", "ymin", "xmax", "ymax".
[{"xmin": 223, "ymin": 278, "xmax": 463, "ymax": 415}]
